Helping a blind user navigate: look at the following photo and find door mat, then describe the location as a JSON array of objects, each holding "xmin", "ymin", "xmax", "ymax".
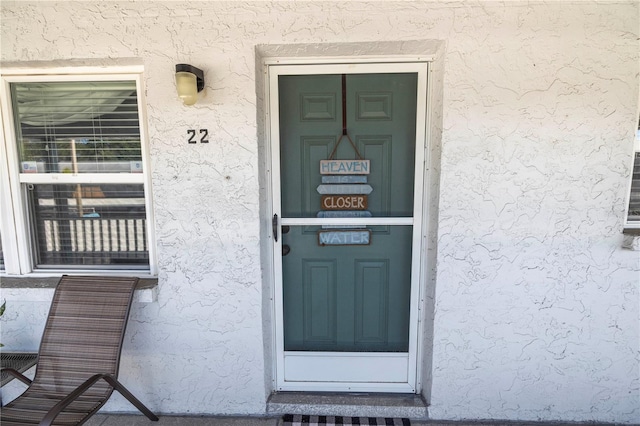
[{"xmin": 282, "ymin": 414, "xmax": 410, "ymax": 425}]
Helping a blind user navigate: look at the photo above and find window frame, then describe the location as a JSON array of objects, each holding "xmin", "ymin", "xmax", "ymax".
[{"xmin": 0, "ymin": 66, "xmax": 157, "ymax": 276}]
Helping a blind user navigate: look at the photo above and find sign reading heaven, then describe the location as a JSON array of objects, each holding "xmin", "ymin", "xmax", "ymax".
[{"xmin": 320, "ymin": 160, "xmax": 370, "ymax": 175}]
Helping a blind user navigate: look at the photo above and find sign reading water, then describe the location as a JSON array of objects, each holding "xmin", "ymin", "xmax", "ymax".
[{"xmin": 318, "ymin": 230, "xmax": 371, "ymax": 246}]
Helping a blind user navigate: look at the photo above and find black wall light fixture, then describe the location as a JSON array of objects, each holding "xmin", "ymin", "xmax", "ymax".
[{"xmin": 175, "ymin": 64, "xmax": 204, "ymax": 106}]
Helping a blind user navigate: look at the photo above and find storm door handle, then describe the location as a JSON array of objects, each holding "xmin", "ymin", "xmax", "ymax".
[{"xmin": 272, "ymin": 214, "xmax": 278, "ymax": 242}]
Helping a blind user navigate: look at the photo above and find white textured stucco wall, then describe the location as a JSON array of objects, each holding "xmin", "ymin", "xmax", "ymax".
[{"xmin": 0, "ymin": 1, "xmax": 638, "ymax": 423}]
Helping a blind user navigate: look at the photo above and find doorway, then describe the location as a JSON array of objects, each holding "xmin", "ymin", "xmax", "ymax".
[{"xmin": 269, "ymin": 62, "xmax": 428, "ymax": 392}]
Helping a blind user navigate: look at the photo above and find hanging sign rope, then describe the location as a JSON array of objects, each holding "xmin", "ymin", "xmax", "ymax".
[{"xmin": 320, "ymin": 75, "xmax": 370, "ymax": 175}]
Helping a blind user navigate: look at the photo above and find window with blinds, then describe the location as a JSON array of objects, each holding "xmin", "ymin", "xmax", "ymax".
[
  {"xmin": 628, "ymin": 151, "xmax": 640, "ymax": 226},
  {"xmin": 2, "ymin": 78, "xmax": 152, "ymax": 271},
  {"xmin": 626, "ymin": 118, "xmax": 640, "ymax": 229}
]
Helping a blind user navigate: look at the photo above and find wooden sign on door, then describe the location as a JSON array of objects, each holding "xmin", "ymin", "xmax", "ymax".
[{"xmin": 321, "ymin": 195, "xmax": 368, "ymax": 210}]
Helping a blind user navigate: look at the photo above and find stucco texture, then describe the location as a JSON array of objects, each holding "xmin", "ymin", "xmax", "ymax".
[{"xmin": 1, "ymin": 1, "xmax": 638, "ymax": 423}]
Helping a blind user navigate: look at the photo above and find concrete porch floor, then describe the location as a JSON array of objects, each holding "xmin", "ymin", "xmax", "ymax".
[{"xmin": 84, "ymin": 414, "xmax": 608, "ymax": 426}]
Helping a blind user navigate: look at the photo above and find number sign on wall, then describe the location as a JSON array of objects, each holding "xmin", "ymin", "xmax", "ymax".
[{"xmin": 187, "ymin": 129, "xmax": 209, "ymax": 144}]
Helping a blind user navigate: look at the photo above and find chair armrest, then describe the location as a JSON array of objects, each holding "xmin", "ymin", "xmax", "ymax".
[
  {"xmin": 39, "ymin": 374, "xmax": 105, "ymax": 426},
  {"xmin": 39, "ymin": 373, "xmax": 158, "ymax": 426},
  {"xmin": 1, "ymin": 367, "xmax": 32, "ymax": 386}
]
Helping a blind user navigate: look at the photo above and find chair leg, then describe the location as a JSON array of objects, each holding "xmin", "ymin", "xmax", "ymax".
[
  {"xmin": 0, "ymin": 368, "xmax": 33, "ymax": 386},
  {"xmin": 40, "ymin": 374, "xmax": 159, "ymax": 425},
  {"xmin": 103, "ymin": 375, "xmax": 159, "ymax": 421}
]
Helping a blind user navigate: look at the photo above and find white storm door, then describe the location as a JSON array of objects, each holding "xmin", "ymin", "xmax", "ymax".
[{"xmin": 270, "ymin": 62, "xmax": 428, "ymax": 392}]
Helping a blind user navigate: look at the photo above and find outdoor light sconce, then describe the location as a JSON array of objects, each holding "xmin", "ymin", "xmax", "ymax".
[{"xmin": 175, "ymin": 64, "xmax": 204, "ymax": 106}]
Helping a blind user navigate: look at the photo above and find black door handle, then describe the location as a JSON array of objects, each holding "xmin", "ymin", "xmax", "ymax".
[
  {"xmin": 282, "ymin": 245, "xmax": 290, "ymax": 256},
  {"xmin": 272, "ymin": 214, "xmax": 278, "ymax": 242}
]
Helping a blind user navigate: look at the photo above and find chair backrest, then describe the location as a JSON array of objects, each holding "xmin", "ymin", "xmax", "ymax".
[{"xmin": 30, "ymin": 276, "xmax": 138, "ymax": 396}]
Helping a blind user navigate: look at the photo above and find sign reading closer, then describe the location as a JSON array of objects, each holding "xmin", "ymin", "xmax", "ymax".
[
  {"xmin": 321, "ymin": 195, "xmax": 368, "ymax": 210},
  {"xmin": 320, "ymin": 159, "xmax": 370, "ymax": 175}
]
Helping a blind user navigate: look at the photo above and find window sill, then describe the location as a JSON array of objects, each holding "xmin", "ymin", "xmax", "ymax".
[
  {"xmin": 622, "ymin": 229, "xmax": 640, "ymax": 251},
  {"xmin": 0, "ymin": 276, "xmax": 158, "ymax": 303}
]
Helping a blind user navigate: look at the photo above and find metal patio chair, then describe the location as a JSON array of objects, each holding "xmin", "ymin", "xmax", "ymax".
[{"xmin": 1, "ymin": 275, "xmax": 159, "ymax": 425}]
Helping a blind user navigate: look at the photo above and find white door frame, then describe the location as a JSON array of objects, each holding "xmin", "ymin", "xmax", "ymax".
[{"xmin": 267, "ymin": 60, "xmax": 430, "ymax": 393}]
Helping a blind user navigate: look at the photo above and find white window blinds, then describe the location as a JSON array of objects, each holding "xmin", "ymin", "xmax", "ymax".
[{"xmin": 12, "ymin": 81, "xmax": 142, "ymax": 174}]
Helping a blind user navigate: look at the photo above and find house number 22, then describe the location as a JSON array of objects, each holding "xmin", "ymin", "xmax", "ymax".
[{"xmin": 187, "ymin": 129, "xmax": 209, "ymax": 144}]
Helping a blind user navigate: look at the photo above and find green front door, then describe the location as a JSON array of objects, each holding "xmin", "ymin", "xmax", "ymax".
[{"xmin": 270, "ymin": 63, "xmax": 427, "ymax": 392}]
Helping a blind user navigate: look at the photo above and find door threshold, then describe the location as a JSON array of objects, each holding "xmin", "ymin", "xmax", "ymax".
[{"xmin": 266, "ymin": 391, "xmax": 428, "ymax": 420}]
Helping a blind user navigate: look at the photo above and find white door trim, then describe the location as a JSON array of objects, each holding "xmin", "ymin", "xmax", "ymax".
[
  {"xmin": 262, "ymin": 55, "xmax": 435, "ymax": 66},
  {"xmin": 267, "ymin": 61, "xmax": 430, "ymax": 393}
]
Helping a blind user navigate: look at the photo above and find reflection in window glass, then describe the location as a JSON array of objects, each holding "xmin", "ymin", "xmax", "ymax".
[
  {"xmin": 12, "ymin": 81, "xmax": 142, "ymax": 174},
  {"xmin": 27, "ymin": 184, "xmax": 147, "ymax": 269}
]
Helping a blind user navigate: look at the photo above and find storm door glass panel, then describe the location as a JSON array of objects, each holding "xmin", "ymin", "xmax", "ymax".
[
  {"xmin": 282, "ymin": 225, "xmax": 412, "ymax": 352},
  {"xmin": 279, "ymin": 73, "xmax": 417, "ymax": 353},
  {"xmin": 279, "ymin": 74, "xmax": 416, "ymax": 218}
]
